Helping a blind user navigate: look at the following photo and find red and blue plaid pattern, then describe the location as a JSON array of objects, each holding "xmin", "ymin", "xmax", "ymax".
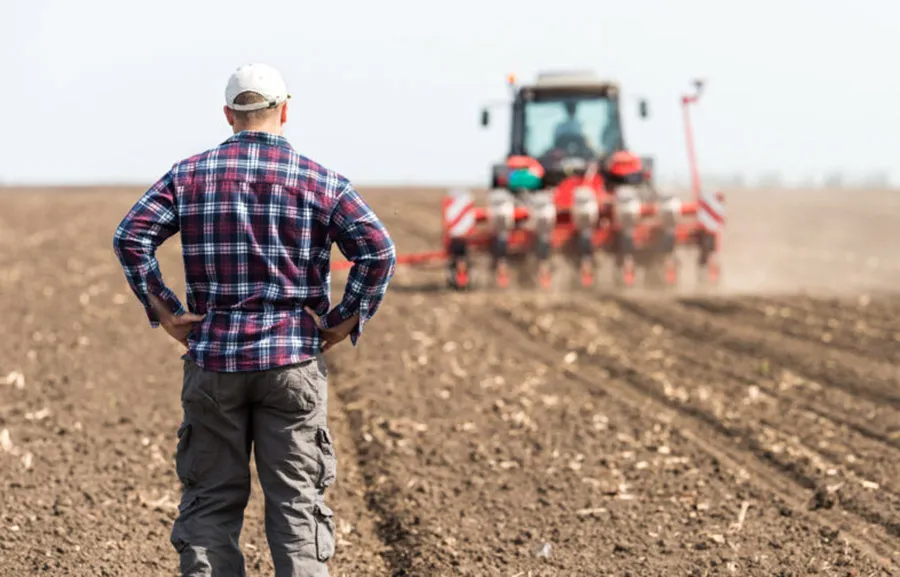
[{"xmin": 113, "ymin": 131, "xmax": 396, "ymax": 372}]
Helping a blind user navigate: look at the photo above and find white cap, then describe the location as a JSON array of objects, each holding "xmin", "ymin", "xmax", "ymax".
[{"xmin": 225, "ymin": 63, "xmax": 291, "ymax": 112}]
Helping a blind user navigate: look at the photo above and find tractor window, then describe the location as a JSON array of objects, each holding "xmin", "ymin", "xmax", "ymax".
[{"xmin": 523, "ymin": 96, "xmax": 621, "ymax": 159}]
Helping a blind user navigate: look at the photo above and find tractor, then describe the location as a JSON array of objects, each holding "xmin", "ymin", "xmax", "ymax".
[
  {"xmin": 442, "ymin": 70, "xmax": 724, "ymax": 290},
  {"xmin": 330, "ymin": 71, "xmax": 725, "ymax": 292}
]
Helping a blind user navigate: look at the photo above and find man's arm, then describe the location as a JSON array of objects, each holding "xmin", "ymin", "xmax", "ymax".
[
  {"xmin": 320, "ymin": 182, "xmax": 397, "ymax": 345},
  {"xmin": 112, "ymin": 169, "xmax": 186, "ymax": 326}
]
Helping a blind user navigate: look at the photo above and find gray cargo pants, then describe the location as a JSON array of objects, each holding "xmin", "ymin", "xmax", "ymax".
[{"xmin": 170, "ymin": 354, "xmax": 336, "ymax": 576}]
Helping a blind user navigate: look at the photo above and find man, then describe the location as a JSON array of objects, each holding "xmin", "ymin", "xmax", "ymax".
[
  {"xmin": 112, "ymin": 62, "xmax": 396, "ymax": 576},
  {"xmin": 551, "ymin": 100, "xmax": 599, "ymax": 158},
  {"xmin": 553, "ymin": 100, "xmax": 585, "ymax": 141}
]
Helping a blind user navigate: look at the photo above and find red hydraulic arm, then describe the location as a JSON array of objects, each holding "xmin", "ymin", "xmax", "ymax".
[
  {"xmin": 331, "ymin": 249, "xmax": 446, "ymax": 272},
  {"xmin": 682, "ymin": 79, "xmax": 704, "ymax": 203}
]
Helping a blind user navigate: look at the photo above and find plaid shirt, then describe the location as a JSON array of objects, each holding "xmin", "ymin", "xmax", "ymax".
[{"xmin": 113, "ymin": 131, "xmax": 396, "ymax": 372}]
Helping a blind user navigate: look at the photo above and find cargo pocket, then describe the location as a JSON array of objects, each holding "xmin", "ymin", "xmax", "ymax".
[
  {"xmin": 316, "ymin": 427, "xmax": 337, "ymax": 490},
  {"xmin": 175, "ymin": 421, "xmax": 195, "ymax": 487},
  {"xmin": 314, "ymin": 502, "xmax": 335, "ymax": 562}
]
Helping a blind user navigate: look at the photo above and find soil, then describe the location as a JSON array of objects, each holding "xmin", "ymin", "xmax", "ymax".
[{"xmin": 0, "ymin": 185, "xmax": 898, "ymax": 576}]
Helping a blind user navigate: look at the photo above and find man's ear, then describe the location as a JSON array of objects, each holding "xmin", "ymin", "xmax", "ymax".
[
  {"xmin": 280, "ymin": 102, "xmax": 288, "ymax": 125},
  {"xmin": 224, "ymin": 105, "xmax": 235, "ymax": 127}
]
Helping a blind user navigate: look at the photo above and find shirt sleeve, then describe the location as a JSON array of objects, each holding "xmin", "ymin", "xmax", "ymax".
[
  {"xmin": 320, "ymin": 182, "xmax": 397, "ymax": 344},
  {"xmin": 112, "ymin": 169, "xmax": 186, "ymax": 327}
]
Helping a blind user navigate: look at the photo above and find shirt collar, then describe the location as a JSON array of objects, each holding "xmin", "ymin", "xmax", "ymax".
[{"xmin": 224, "ymin": 130, "xmax": 293, "ymax": 151}]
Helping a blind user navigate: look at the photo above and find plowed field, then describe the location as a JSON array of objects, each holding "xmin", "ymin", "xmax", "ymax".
[{"xmin": 0, "ymin": 186, "xmax": 898, "ymax": 576}]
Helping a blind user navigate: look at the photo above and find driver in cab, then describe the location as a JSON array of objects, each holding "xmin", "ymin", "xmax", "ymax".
[{"xmin": 553, "ymin": 101, "xmax": 597, "ymax": 156}]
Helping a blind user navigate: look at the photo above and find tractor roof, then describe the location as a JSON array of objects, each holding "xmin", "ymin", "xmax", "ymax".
[{"xmin": 530, "ymin": 70, "xmax": 619, "ymax": 91}]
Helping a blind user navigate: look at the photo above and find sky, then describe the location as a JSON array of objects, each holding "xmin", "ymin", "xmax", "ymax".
[{"xmin": 1, "ymin": 0, "xmax": 898, "ymax": 187}]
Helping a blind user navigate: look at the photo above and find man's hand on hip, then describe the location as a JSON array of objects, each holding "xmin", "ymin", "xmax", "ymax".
[
  {"xmin": 305, "ymin": 307, "xmax": 359, "ymax": 353},
  {"xmin": 149, "ymin": 294, "xmax": 205, "ymax": 347}
]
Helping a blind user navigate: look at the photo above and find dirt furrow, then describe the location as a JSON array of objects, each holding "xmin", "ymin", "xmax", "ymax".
[
  {"xmin": 319, "ymin": 369, "xmax": 393, "ymax": 575},
  {"xmin": 327, "ymin": 291, "xmax": 897, "ymax": 574},
  {"xmin": 541, "ymin": 299, "xmax": 900, "ymax": 538},
  {"xmin": 737, "ymin": 294, "xmax": 900, "ymax": 340},
  {"xmin": 608, "ymin": 295, "xmax": 900, "ymax": 446},
  {"xmin": 490, "ymin": 301, "xmax": 899, "ymax": 572},
  {"xmin": 677, "ymin": 295, "xmax": 900, "ymax": 364},
  {"xmin": 756, "ymin": 292, "xmax": 900, "ymax": 334},
  {"xmin": 567, "ymin": 299, "xmax": 900, "ymax": 452},
  {"xmin": 611, "ymin": 296, "xmax": 900, "ymax": 412}
]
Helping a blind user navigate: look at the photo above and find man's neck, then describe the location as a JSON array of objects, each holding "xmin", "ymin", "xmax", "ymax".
[{"xmin": 233, "ymin": 125, "xmax": 282, "ymax": 136}]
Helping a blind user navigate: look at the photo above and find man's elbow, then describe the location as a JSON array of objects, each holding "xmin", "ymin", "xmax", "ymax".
[
  {"xmin": 112, "ymin": 223, "xmax": 138, "ymax": 261},
  {"xmin": 382, "ymin": 238, "xmax": 397, "ymax": 275},
  {"xmin": 386, "ymin": 237, "xmax": 397, "ymax": 265},
  {"xmin": 364, "ymin": 238, "xmax": 397, "ymax": 281},
  {"xmin": 112, "ymin": 226, "xmax": 126, "ymax": 256}
]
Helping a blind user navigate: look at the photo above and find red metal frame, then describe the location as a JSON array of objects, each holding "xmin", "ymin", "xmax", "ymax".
[
  {"xmin": 680, "ymin": 79, "xmax": 724, "ymax": 257},
  {"xmin": 682, "ymin": 82, "xmax": 703, "ymax": 203},
  {"xmin": 331, "ymin": 249, "xmax": 446, "ymax": 271},
  {"xmin": 439, "ymin": 182, "xmax": 706, "ymax": 258}
]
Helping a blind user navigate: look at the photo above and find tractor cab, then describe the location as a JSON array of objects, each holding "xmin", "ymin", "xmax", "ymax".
[{"xmin": 481, "ymin": 70, "xmax": 651, "ymax": 191}]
